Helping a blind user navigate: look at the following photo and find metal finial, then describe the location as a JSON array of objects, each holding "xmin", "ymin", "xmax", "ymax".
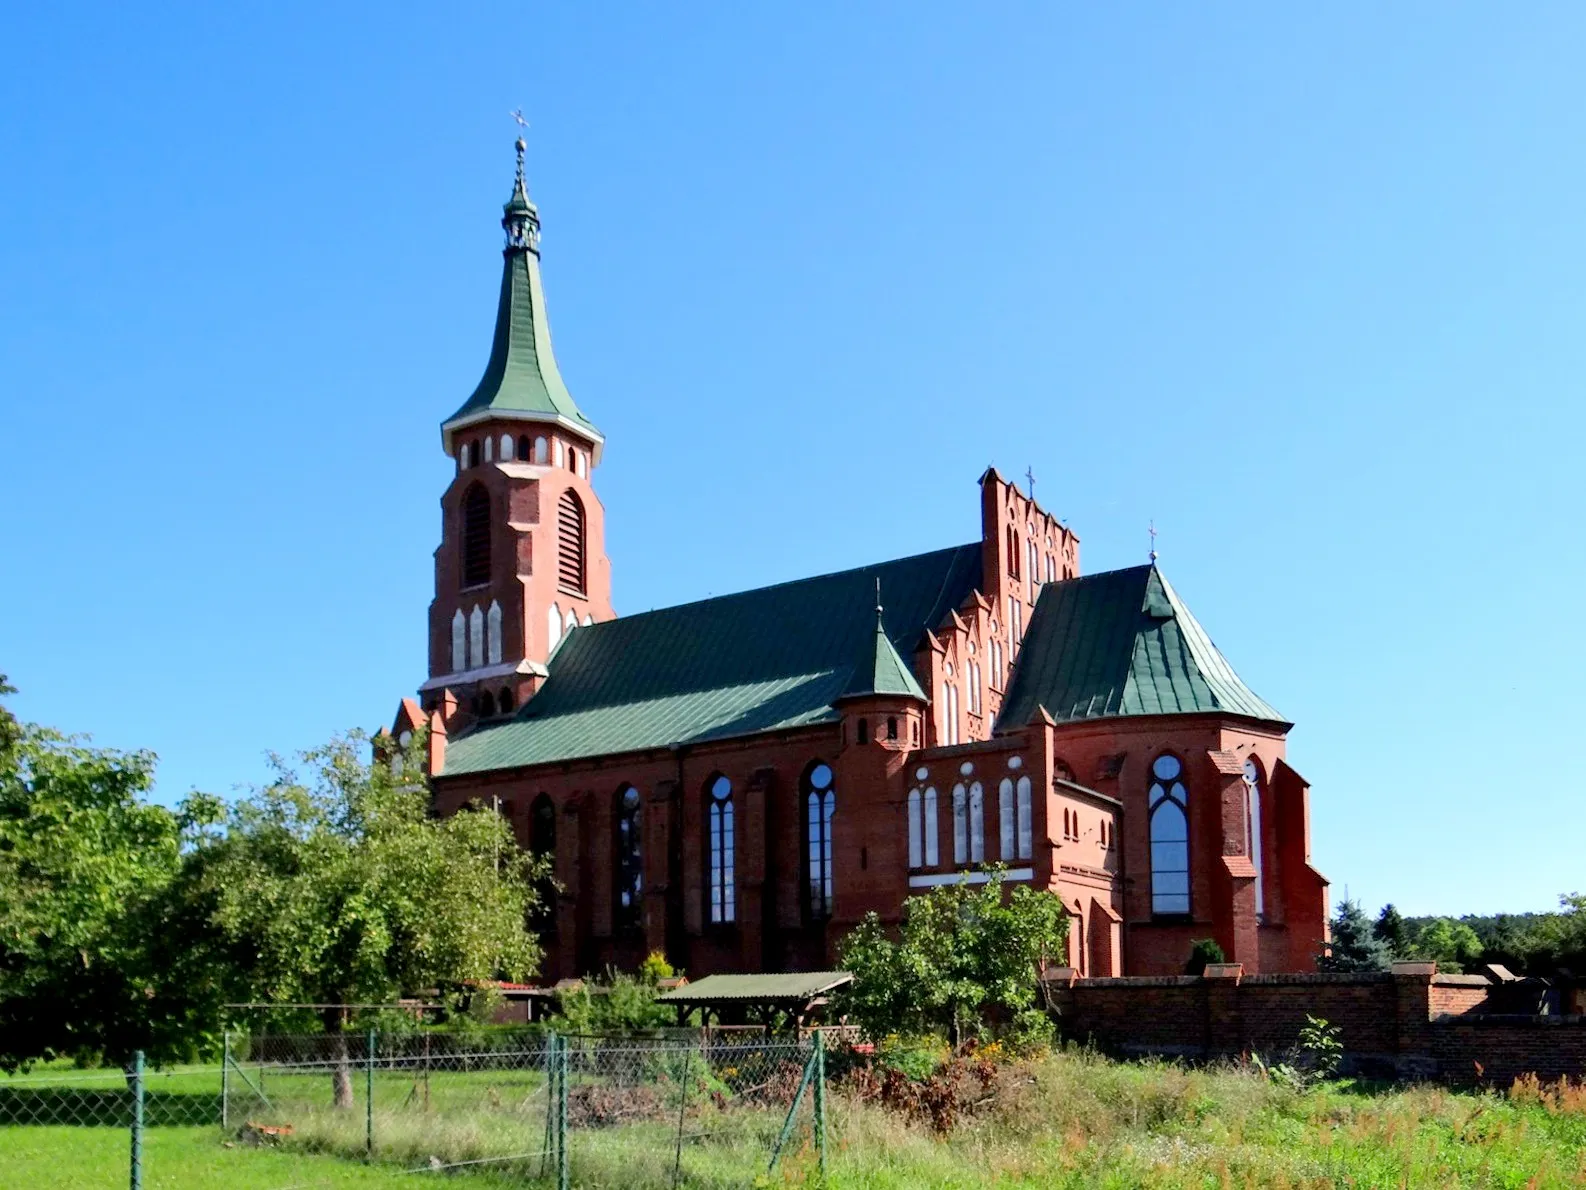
[
  {"xmin": 1148, "ymin": 520, "xmax": 1158, "ymax": 564},
  {"xmin": 1024, "ymin": 466, "xmax": 1036, "ymax": 500},
  {"xmin": 874, "ymin": 577, "xmax": 884, "ymax": 630}
]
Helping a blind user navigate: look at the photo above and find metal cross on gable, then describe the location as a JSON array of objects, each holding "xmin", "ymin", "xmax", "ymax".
[
  {"xmin": 1149, "ymin": 519, "xmax": 1158, "ymax": 563},
  {"xmin": 1024, "ymin": 466, "xmax": 1035, "ymax": 500}
]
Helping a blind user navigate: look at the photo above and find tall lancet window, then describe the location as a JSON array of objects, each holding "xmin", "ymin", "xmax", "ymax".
[
  {"xmin": 486, "ymin": 600, "xmax": 503, "ymax": 665},
  {"xmin": 907, "ymin": 788, "xmax": 923, "ymax": 869},
  {"xmin": 1148, "ymin": 753, "xmax": 1191, "ymax": 915},
  {"xmin": 461, "ymin": 483, "xmax": 491, "ymax": 588},
  {"xmin": 468, "ymin": 606, "xmax": 485, "ymax": 670},
  {"xmin": 1243, "ymin": 759, "xmax": 1266, "ymax": 920},
  {"xmin": 968, "ymin": 781, "xmax": 985, "ymax": 863},
  {"xmin": 707, "ymin": 775, "xmax": 735, "ymax": 924},
  {"xmin": 558, "ymin": 489, "xmax": 586, "ymax": 595},
  {"xmin": 998, "ymin": 778, "xmax": 1015, "ymax": 860},
  {"xmin": 952, "ymin": 783, "xmax": 968, "ymax": 865},
  {"xmin": 804, "ymin": 763, "xmax": 836, "ymax": 920},
  {"xmin": 451, "ymin": 609, "xmax": 466, "ymax": 673},
  {"xmin": 615, "ymin": 785, "xmax": 643, "ymax": 935}
]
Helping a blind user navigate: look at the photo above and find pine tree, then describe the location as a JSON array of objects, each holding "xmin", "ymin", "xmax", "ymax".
[
  {"xmin": 1374, "ymin": 903, "xmax": 1410, "ymax": 957},
  {"xmin": 1319, "ymin": 898, "xmax": 1394, "ymax": 972}
]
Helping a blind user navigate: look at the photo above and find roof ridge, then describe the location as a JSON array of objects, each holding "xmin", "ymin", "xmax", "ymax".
[{"xmin": 578, "ymin": 542, "xmax": 981, "ymax": 632}]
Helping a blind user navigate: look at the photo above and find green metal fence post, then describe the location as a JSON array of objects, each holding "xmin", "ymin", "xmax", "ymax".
[
  {"xmin": 539, "ymin": 1032, "xmax": 556, "ymax": 1179},
  {"xmin": 557, "ymin": 1033, "xmax": 570, "ymax": 1190},
  {"xmin": 221, "ymin": 1030, "xmax": 230, "ymax": 1132},
  {"xmin": 768, "ymin": 1040, "xmax": 819, "ymax": 1174},
  {"xmin": 813, "ymin": 1031, "xmax": 827, "ymax": 1184},
  {"xmin": 365, "ymin": 1029, "xmax": 376, "ymax": 1158},
  {"xmin": 129, "ymin": 1050, "xmax": 144, "ymax": 1190}
]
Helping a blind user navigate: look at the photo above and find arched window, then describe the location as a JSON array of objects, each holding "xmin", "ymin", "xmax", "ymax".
[
  {"xmin": 547, "ymin": 602, "xmax": 562, "ymax": 652},
  {"xmin": 1244, "ymin": 759, "xmax": 1265, "ymax": 920},
  {"xmin": 553, "ymin": 439, "xmax": 565, "ymax": 468},
  {"xmin": 998, "ymin": 778, "xmax": 1015, "ymax": 860},
  {"xmin": 1149, "ymin": 753, "xmax": 1190, "ymax": 915},
  {"xmin": 451, "ymin": 608, "xmax": 466, "ymax": 672},
  {"xmin": 922, "ymin": 786, "xmax": 939, "ymax": 864},
  {"xmin": 518, "ymin": 434, "xmax": 532, "ymax": 463},
  {"xmin": 887, "ymin": 716, "xmax": 898, "ymax": 740},
  {"xmin": 1016, "ymin": 775, "xmax": 1032, "ymax": 859},
  {"xmin": 558, "ymin": 489, "xmax": 586, "ymax": 594},
  {"xmin": 534, "ymin": 436, "xmax": 548, "ymax": 464},
  {"xmin": 461, "ymin": 484, "xmax": 491, "ymax": 587},
  {"xmin": 575, "ymin": 450, "xmax": 587, "ymax": 478},
  {"xmin": 499, "ymin": 687, "xmax": 515, "ymax": 714},
  {"xmin": 486, "ymin": 600, "xmax": 503, "ymax": 665},
  {"xmin": 952, "ymin": 783, "xmax": 968, "ymax": 864},
  {"xmin": 484, "ymin": 436, "xmax": 494, "ymax": 463},
  {"xmin": 857, "ymin": 718, "xmax": 869, "ymax": 745},
  {"xmin": 478, "ymin": 690, "xmax": 496, "ymax": 717},
  {"xmin": 1009, "ymin": 598, "xmax": 1022, "ymax": 655},
  {"xmin": 1028, "ymin": 538, "xmax": 1039, "ymax": 588},
  {"xmin": 804, "ymin": 763, "xmax": 835, "ymax": 920},
  {"xmin": 707, "ymin": 775, "xmax": 735, "ymax": 924},
  {"xmin": 615, "ymin": 785, "xmax": 642, "ymax": 934},
  {"xmin": 529, "ymin": 795, "xmax": 556, "ymax": 931},
  {"xmin": 968, "ymin": 661, "xmax": 981, "ymax": 714},
  {"xmin": 907, "ymin": 788, "xmax": 923, "ymax": 869},
  {"xmin": 469, "ymin": 439, "xmax": 481, "ymax": 467},
  {"xmin": 500, "ymin": 434, "xmax": 514, "ymax": 461},
  {"xmin": 468, "ymin": 606, "xmax": 485, "ymax": 669},
  {"xmin": 968, "ymin": 781, "xmax": 985, "ymax": 863}
]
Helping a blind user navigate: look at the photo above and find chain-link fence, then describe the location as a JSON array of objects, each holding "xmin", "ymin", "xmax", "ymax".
[{"xmin": 0, "ymin": 1031, "xmax": 829, "ymax": 1188}]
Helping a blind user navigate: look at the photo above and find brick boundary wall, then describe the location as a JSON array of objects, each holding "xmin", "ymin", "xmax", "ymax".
[{"xmin": 1043, "ymin": 962, "xmax": 1586, "ymax": 1084}]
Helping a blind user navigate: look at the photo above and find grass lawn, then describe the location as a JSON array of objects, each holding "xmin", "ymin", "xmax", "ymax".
[{"xmin": 4, "ymin": 1048, "xmax": 1586, "ymax": 1187}]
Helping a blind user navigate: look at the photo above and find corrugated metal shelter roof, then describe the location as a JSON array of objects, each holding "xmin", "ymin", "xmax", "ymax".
[
  {"xmin": 655, "ymin": 971, "xmax": 852, "ymax": 1004},
  {"xmin": 441, "ymin": 544, "xmax": 981, "ymax": 775},
  {"xmin": 997, "ymin": 564, "xmax": 1285, "ymax": 729}
]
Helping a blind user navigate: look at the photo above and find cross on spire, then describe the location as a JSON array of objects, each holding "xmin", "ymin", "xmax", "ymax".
[
  {"xmin": 874, "ymin": 577, "xmax": 884, "ymax": 630},
  {"xmin": 1148, "ymin": 520, "xmax": 1158, "ymax": 564},
  {"xmin": 1024, "ymin": 466, "xmax": 1036, "ymax": 500}
]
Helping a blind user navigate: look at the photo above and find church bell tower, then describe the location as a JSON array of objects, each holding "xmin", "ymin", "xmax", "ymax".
[{"xmin": 421, "ymin": 137, "xmax": 613, "ymax": 720}]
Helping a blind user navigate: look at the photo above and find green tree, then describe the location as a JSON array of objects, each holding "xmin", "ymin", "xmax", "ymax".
[
  {"xmin": 193, "ymin": 731, "xmax": 545, "ymax": 1106},
  {"xmin": 839, "ymin": 869, "xmax": 1068, "ymax": 1049},
  {"xmin": 1410, "ymin": 918, "xmax": 1484, "ymax": 972},
  {"xmin": 0, "ymin": 686, "xmax": 225, "ymax": 1072},
  {"xmin": 1373, "ymin": 904, "xmax": 1410, "ymax": 957},
  {"xmin": 1185, "ymin": 938, "xmax": 1226, "ymax": 975},
  {"xmin": 1318, "ymin": 898, "xmax": 1393, "ymax": 972}
]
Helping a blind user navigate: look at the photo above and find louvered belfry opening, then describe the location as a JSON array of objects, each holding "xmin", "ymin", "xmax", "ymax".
[
  {"xmin": 461, "ymin": 483, "xmax": 491, "ymax": 588},
  {"xmin": 557, "ymin": 488, "xmax": 586, "ymax": 594}
]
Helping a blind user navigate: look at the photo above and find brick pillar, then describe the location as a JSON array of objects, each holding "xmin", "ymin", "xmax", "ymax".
[
  {"xmin": 1202, "ymin": 963, "xmax": 1244, "ymax": 1059},
  {"xmin": 738, "ymin": 770, "xmax": 772, "ymax": 972},
  {"xmin": 1391, "ymin": 961, "xmax": 1439, "ymax": 1079}
]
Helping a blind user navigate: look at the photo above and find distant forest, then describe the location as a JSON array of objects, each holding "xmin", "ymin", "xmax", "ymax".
[{"xmin": 1367, "ymin": 902, "xmax": 1586, "ymax": 976}]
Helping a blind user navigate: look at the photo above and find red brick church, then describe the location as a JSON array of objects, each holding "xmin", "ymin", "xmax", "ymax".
[{"xmin": 390, "ymin": 142, "xmax": 1330, "ymax": 981}]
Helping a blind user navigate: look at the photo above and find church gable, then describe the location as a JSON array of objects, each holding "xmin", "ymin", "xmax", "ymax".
[
  {"xmin": 995, "ymin": 565, "xmax": 1286, "ymax": 730},
  {"xmin": 440, "ymin": 543, "xmax": 981, "ymax": 774}
]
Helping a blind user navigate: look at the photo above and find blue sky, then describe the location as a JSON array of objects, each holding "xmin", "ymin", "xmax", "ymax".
[{"xmin": 2, "ymin": 3, "xmax": 1581, "ymax": 917}]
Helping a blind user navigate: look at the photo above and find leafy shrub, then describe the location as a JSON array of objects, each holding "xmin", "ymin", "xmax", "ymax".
[{"xmin": 1185, "ymin": 938, "xmax": 1226, "ymax": 975}]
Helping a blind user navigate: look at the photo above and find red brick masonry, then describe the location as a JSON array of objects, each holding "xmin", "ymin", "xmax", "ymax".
[{"xmin": 1044, "ymin": 963, "xmax": 1586, "ymax": 1084}]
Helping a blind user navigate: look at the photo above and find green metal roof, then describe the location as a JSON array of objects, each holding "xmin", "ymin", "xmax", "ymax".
[
  {"xmin": 839, "ymin": 608, "xmax": 929, "ymax": 703},
  {"xmin": 441, "ymin": 544, "xmax": 982, "ymax": 775},
  {"xmin": 441, "ymin": 187, "xmax": 600, "ymax": 449},
  {"xmin": 996, "ymin": 565, "xmax": 1286, "ymax": 729},
  {"xmin": 655, "ymin": 971, "xmax": 852, "ymax": 1004}
]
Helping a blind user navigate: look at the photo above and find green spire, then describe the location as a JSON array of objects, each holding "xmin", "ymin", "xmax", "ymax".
[
  {"xmin": 838, "ymin": 581, "xmax": 928, "ymax": 703},
  {"xmin": 441, "ymin": 137, "xmax": 602, "ymax": 456}
]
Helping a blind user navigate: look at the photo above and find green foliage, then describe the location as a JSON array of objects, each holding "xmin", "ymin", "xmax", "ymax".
[
  {"xmin": 0, "ymin": 683, "xmax": 230, "ymax": 1071},
  {"xmin": 1409, "ymin": 917, "xmax": 1484, "ymax": 972},
  {"xmin": 839, "ymin": 868, "xmax": 1068, "ymax": 1048},
  {"xmin": 1184, "ymin": 937, "xmax": 1225, "ymax": 975},
  {"xmin": 554, "ymin": 960, "xmax": 676, "ymax": 1033},
  {"xmin": 1319, "ymin": 898, "xmax": 1394, "ymax": 972},
  {"xmin": 193, "ymin": 730, "xmax": 547, "ymax": 1038}
]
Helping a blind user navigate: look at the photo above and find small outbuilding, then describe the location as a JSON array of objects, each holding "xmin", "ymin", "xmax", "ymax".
[{"xmin": 655, "ymin": 971, "xmax": 853, "ymax": 1031}]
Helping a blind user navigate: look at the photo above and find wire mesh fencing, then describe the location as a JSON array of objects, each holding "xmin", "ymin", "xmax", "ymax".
[{"xmin": 0, "ymin": 1030, "xmax": 830, "ymax": 1188}]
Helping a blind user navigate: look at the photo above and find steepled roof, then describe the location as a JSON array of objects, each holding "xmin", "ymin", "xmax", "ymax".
[
  {"xmin": 838, "ymin": 593, "xmax": 929, "ymax": 703},
  {"xmin": 441, "ymin": 141, "xmax": 601, "ymax": 456},
  {"xmin": 439, "ymin": 544, "xmax": 981, "ymax": 775},
  {"xmin": 996, "ymin": 565, "xmax": 1286, "ymax": 730}
]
